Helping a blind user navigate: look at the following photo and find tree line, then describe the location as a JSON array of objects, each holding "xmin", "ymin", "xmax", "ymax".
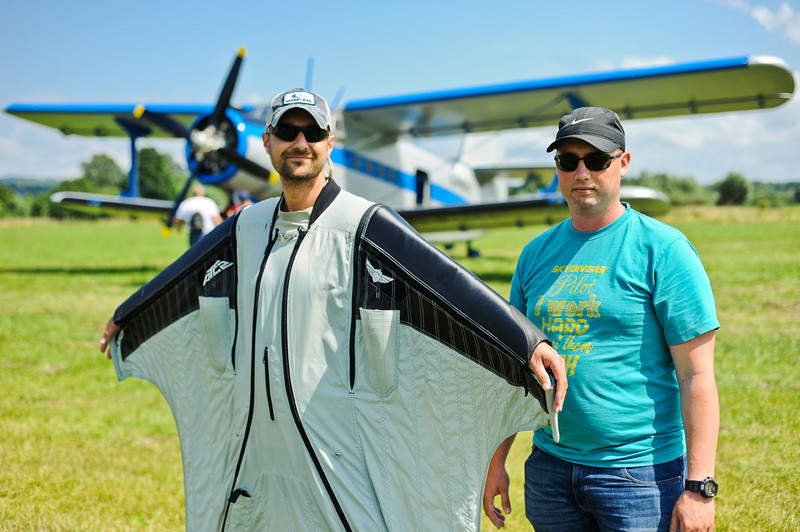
[
  {"xmin": 621, "ymin": 171, "xmax": 800, "ymax": 207},
  {"xmin": 1, "ymin": 149, "xmax": 799, "ymax": 219},
  {"xmin": 1, "ymin": 149, "xmax": 201, "ymax": 219}
]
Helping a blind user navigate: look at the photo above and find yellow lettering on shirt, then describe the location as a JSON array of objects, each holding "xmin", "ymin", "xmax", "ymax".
[{"xmin": 535, "ymin": 264, "xmax": 608, "ymax": 375}]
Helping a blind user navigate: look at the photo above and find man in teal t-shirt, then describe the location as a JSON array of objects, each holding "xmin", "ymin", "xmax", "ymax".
[{"xmin": 483, "ymin": 107, "xmax": 720, "ymax": 532}]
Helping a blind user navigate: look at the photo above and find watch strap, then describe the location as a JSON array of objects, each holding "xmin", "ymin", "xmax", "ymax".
[{"xmin": 685, "ymin": 477, "xmax": 718, "ymax": 498}]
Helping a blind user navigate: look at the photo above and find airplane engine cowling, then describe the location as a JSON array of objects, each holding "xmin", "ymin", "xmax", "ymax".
[{"xmin": 186, "ymin": 108, "xmax": 248, "ymax": 185}]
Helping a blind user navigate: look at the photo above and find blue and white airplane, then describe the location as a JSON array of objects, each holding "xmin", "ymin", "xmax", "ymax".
[{"xmin": 5, "ymin": 48, "xmax": 795, "ymax": 242}]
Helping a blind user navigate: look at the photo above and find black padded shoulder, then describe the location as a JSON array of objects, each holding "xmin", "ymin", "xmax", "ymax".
[
  {"xmin": 354, "ymin": 205, "xmax": 551, "ymax": 410},
  {"xmin": 114, "ymin": 214, "xmax": 239, "ymax": 360}
]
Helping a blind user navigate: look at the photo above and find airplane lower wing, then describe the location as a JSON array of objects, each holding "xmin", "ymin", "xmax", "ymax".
[
  {"xmin": 49, "ymin": 192, "xmax": 173, "ymax": 218},
  {"xmin": 50, "ymin": 186, "xmax": 668, "ymax": 235},
  {"xmin": 398, "ymin": 186, "xmax": 669, "ymax": 234}
]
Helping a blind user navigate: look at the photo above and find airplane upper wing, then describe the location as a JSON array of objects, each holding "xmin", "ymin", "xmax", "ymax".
[
  {"xmin": 4, "ymin": 103, "xmax": 216, "ymax": 138},
  {"xmin": 341, "ymin": 56, "xmax": 795, "ymax": 142},
  {"xmin": 10, "ymin": 56, "xmax": 792, "ymax": 144}
]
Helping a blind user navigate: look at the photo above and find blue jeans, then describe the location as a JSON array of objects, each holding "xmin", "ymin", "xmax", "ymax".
[{"xmin": 524, "ymin": 446, "xmax": 687, "ymax": 532}]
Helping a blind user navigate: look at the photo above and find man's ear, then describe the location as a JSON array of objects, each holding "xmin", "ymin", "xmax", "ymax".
[
  {"xmin": 619, "ymin": 151, "xmax": 631, "ymax": 178},
  {"xmin": 326, "ymin": 134, "xmax": 335, "ymax": 157},
  {"xmin": 262, "ymin": 132, "xmax": 271, "ymax": 155}
]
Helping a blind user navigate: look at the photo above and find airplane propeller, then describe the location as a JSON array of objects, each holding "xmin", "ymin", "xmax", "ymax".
[
  {"xmin": 134, "ymin": 47, "xmax": 273, "ymax": 235},
  {"xmin": 212, "ymin": 48, "xmax": 244, "ymax": 125}
]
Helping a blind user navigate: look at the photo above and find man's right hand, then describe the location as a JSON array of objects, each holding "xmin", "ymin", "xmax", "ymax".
[
  {"xmin": 483, "ymin": 435, "xmax": 516, "ymax": 528},
  {"xmin": 99, "ymin": 317, "xmax": 119, "ymax": 359},
  {"xmin": 530, "ymin": 341, "xmax": 567, "ymax": 413}
]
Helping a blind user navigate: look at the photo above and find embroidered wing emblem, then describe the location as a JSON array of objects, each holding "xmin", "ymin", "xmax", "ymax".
[{"xmin": 366, "ymin": 259, "xmax": 394, "ymax": 284}]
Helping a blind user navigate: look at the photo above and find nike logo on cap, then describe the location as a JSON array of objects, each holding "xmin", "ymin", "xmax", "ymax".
[{"xmin": 570, "ymin": 118, "xmax": 593, "ymax": 125}]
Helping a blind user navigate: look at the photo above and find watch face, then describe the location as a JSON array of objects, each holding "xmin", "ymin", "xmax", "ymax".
[{"xmin": 702, "ymin": 479, "xmax": 718, "ymax": 497}]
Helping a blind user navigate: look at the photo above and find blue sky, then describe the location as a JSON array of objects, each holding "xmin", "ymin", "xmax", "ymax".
[{"xmin": 1, "ymin": 0, "xmax": 799, "ymax": 184}]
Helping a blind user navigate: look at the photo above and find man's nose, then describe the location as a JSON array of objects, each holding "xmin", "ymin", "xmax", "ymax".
[
  {"xmin": 574, "ymin": 160, "xmax": 591, "ymax": 178},
  {"xmin": 293, "ymin": 131, "xmax": 310, "ymax": 146}
]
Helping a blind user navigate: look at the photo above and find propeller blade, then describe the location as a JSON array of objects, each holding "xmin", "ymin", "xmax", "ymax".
[
  {"xmin": 212, "ymin": 47, "xmax": 246, "ymax": 125},
  {"xmin": 219, "ymin": 147, "xmax": 272, "ymax": 181},
  {"xmin": 134, "ymin": 106, "xmax": 192, "ymax": 139}
]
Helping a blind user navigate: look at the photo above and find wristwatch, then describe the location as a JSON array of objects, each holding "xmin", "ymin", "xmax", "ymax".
[{"xmin": 684, "ymin": 477, "xmax": 718, "ymax": 498}]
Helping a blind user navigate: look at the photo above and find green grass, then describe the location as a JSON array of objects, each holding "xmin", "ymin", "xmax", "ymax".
[{"xmin": 1, "ymin": 207, "xmax": 799, "ymax": 531}]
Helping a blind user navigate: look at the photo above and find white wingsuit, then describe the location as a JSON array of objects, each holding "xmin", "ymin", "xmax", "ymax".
[{"xmin": 109, "ymin": 179, "xmax": 559, "ymax": 531}]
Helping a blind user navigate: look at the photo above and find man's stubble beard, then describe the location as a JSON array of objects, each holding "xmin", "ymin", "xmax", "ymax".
[{"xmin": 275, "ymin": 148, "xmax": 325, "ymax": 183}]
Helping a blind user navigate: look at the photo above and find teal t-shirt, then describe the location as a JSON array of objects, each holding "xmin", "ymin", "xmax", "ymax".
[{"xmin": 511, "ymin": 206, "xmax": 719, "ymax": 467}]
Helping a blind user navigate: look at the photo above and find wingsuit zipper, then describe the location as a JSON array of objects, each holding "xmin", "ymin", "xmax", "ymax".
[
  {"xmin": 256, "ymin": 229, "xmax": 279, "ymax": 421},
  {"xmin": 262, "ymin": 347, "xmax": 272, "ymax": 420},
  {"xmin": 281, "ymin": 228, "xmax": 353, "ymax": 532}
]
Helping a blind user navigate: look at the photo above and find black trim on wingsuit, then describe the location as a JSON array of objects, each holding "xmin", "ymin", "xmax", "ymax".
[
  {"xmin": 354, "ymin": 206, "xmax": 551, "ymax": 413},
  {"xmin": 114, "ymin": 213, "xmax": 240, "ymax": 363}
]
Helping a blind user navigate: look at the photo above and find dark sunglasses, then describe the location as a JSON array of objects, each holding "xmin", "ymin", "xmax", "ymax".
[
  {"xmin": 554, "ymin": 151, "xmax": 623, "ymax": 172},
  {"xmin": 269, "ymin": 124, "xmax": 330, "ymax": 143}
]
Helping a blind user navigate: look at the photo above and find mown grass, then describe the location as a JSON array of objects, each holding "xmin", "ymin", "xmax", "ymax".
[{"xmin": 1, "ymin": 207, "xmax": 798, "ymax": 531}]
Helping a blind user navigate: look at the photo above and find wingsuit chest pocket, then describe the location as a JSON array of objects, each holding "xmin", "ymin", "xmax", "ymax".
[
  {"xmin": 198, "ymin": 296, "xmax": 235, "ymax": 373},
  {"xmin": 359, "ymin": 308, "xmax": 399, "ymax": 396}
]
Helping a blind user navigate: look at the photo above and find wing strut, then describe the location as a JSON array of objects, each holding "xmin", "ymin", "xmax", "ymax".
[{"xmin": 116, "ymin": 121, "xmax": 151, "ymax": 198}]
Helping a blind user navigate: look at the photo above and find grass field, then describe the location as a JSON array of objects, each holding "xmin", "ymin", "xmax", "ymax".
[{"xmin": 1, "ymin": 206, "xmax": 799, "ymax": 531}]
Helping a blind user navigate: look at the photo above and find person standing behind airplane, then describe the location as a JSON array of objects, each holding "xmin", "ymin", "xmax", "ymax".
[
  {"xmin": 224, "ymin": 189, "xmax": 254, "ymax": 218},
  {"xmin": 173, "ymin": 183, "xmax": 223, "ymax": 246},
  {"xmin": 483, "ymin": 107, "xmax": 719, "ymax": 531}
]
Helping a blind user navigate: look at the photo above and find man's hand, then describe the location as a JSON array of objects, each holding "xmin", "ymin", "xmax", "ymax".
[
  {"xmin": 99, "ymin": 317, "xmax": 119, "ymax": 359},
  {"xmin": 670, "ymin": 491, "xmax": 715, "ymax": 531},
  {"xmin": 530, "ymin": 342, "xmax": 567, "ymax": 412},
  {"xmin": 483, "ymin": 436, "xmax": 515, "ymax": 528}
]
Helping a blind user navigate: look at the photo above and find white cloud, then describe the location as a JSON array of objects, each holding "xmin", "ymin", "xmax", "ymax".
[
  {"xmin": 620, "ymin": 57, "xmax": 676, "ymax": 69},
  {"xmin": 717, "ymin": 0, "xmax": 800, "ymax": 46},
  {"xmin": 752, "ymin": 3, "xmax": 800, "ymax": 45}
]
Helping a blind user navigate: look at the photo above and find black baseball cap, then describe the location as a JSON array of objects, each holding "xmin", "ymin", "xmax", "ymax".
[{"xmin": 546, "ymin": 107, "xmax": 625, "ymax": 153}]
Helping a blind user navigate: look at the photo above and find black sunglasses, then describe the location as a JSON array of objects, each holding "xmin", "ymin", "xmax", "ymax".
[
  {"xmin": 554, "ymin": 152, "xmax": 623, "ymax": 172},
  {"xmin": 269, "ymin": 124, "xmax": 330, "ymax": 143}
]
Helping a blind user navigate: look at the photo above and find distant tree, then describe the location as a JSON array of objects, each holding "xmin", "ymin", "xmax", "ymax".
[
  {"xmin": 749, "ymin": 182, "xmax": 791, "ymax": 207},
  {"xmin": 45, "ymin": 150, "xmax": 190, "ymax": 219},
  {"xmin": 622, "ymin": 171, "xmax": 714, "ymax": 205},
  {"xmin": 716, "ymin": 173, "xmax": 750, "ymax": 206},
  {"xmin": 47, "ymin": 154, "xmax": 128, "ymax": 219},
  {"xmin": 137, "ymin": 148, "xmax": 183, "ymax": 200},
  {"xmin": 0, "ymin": 184, "xmax": 17, "ymax": 217},
  {"xmin": 81, "ymin": 153, "xmax": 127, "ymax": 191},
  {"xmin": 794, "ymin": 187, "xmax": 800, "ymax": 204},
  {"xmin": 30, "ymin": 192, "xmax": 51, "ymax": 217}
]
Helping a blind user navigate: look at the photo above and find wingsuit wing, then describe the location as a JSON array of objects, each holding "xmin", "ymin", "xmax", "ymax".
[
  {"xmin": 109, "ymin": 215, "xmax": 242, "ymax": 530},
  {"xmin": 346, "ymin": 205, "xmax": 559, "ymax": 530}
]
